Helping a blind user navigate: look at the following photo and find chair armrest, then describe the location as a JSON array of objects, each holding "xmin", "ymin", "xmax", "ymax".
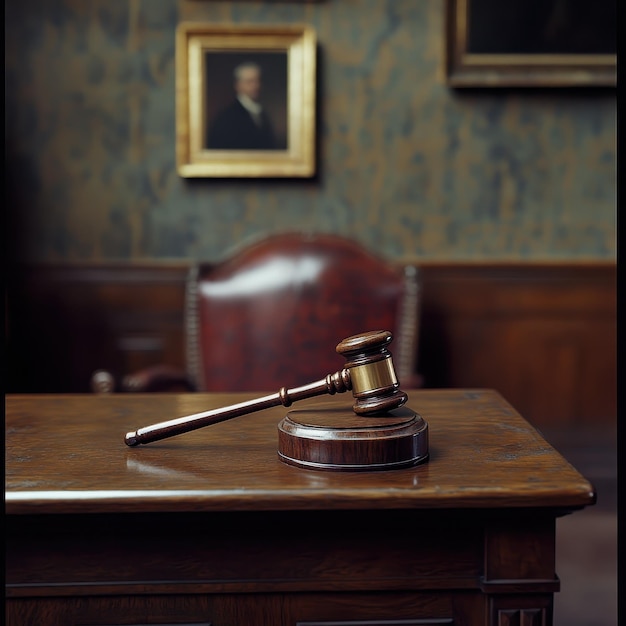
[
  {"xmin": 122, "ymin": 365, "xmax": 196, "ymax": 392},
  {"xmin": 90, "ymin": 366, "xmax": 196, "ymax": 393}
]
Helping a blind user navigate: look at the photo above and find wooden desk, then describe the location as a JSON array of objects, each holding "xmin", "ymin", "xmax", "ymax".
[{"xmin": 5, "ymin": 390, "xmax": 595, "ymax": 626}]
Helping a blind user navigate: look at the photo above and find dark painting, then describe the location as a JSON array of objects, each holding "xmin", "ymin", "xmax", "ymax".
[{"xmin": 467, "ymin": 0, "xmax": 616, "ymax": 55}]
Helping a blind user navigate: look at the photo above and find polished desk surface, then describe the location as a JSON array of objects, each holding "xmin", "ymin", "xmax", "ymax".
[{"xmin": 5, "ymin": 389, "xmax": 595, "ymax": 515}]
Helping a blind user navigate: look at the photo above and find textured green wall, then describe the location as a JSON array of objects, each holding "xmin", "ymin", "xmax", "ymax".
[{"xmin": 5, "ymin": 0, "xmax": 616, "ymax": 263}]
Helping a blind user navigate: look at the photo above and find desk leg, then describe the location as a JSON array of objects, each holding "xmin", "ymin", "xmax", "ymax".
[
  {"xmin": 489, "ymin": 595, "xmax": 553, "ymax": 625},
  {"xmin": 482, "ymin": 517, "xmax": 559, "ymax": 626}
]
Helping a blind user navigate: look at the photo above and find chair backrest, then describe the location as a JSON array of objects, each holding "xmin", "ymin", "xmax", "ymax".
[{"xmin": 185, "ymin": 232, "xmax": 421, "ymax": 392}]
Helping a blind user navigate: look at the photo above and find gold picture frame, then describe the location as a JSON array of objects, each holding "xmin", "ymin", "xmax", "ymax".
[
  {"xmin": 176, "ymin": 23, "xmax": 316, "ymax": 178},
  {"xmin": 445, "ymin": 0, "xmax": 616, "ymax": 87}
]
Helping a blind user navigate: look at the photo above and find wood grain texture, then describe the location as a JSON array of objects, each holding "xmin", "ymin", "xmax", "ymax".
[
  {"xmin": 419, "ymin": 262, "xmax": 617, "ymax": 426},
  {"xmin": 277, "ymin": 404, "xmax": 429, "ymax": 471},
  {"xmin": 5, "ymin": 261, "xmax": 616, "ymax": 429},
  {"xmin": 6, "ymin": 263, "xmax": 188, "ymax": 393},
  {"xmin": 5, "ymin": 389, "xmax": 595, "ymax": 515},
  {"xmin": 5, "ymin": 593, "xmax": 462, "ymax": 626},
  {"xmin": 6, "ymin": 389, "xmax": 594, "ymax": 625},
  {"xmin": 6, "ymin": 508, "xmax": 484, "ymax": 593}
]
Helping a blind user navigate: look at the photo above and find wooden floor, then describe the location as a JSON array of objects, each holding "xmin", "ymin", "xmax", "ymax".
[{"xmin": 540, "ymin": 425, "xmax": 618, "ymax": 626}]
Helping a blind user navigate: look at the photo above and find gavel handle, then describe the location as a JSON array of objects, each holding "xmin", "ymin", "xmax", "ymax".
[{"xmin": 124, "ymin": 370, "xmax": 351, "ymax": 447}]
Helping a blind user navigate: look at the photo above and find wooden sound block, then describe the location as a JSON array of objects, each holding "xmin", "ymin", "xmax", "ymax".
[{"xmin": 277, "ymin": 399, "xmax": 429, "ymax": 471}]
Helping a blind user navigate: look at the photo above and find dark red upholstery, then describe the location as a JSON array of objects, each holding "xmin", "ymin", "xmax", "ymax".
[
  {"xmin": 94, "ymin": 232, "xmax": 421, "ymax": 394},
  {"xmin": 186, "ymin": 232, "xmax": 420, "ymax": 392}
]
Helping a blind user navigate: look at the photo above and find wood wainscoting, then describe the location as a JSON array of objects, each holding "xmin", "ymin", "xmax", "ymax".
[
  {"xmin": 418, "ymin": 262, "xmax": 616, "ymax": 428},
  {"xmin": 6, "ymin": 261, "xmax": 615, "ymax": 430}
]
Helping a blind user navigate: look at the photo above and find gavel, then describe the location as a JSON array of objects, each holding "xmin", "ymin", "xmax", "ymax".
[{"xmin": 124, "ymin": 330, "xmax": 408, "ymax": 447}]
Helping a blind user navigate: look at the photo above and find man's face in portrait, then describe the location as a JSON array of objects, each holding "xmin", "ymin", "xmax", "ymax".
[{"xmin": 235, "ymin": 65, "xmax": 262, "ymax": 102}]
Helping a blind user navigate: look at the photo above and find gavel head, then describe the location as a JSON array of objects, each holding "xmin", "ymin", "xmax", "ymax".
[{"xmin": 336, "ymin": 330, "xmax": 408, "ymax": 415}]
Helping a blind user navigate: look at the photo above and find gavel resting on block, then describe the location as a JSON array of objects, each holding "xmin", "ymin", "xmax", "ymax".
[{"xmin": 125, "ymin": 330, "xmax": 409, "ymax": 447}]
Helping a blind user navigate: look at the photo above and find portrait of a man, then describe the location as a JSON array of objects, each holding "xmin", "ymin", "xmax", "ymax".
[{"xmin": 205, "ymin": 52, "xmax": 288, "ymax": 151}]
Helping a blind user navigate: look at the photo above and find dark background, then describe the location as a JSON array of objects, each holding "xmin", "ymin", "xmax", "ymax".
[{"xmin": 467, "ymin": 0, "xmax": 616, "ymax": 54}]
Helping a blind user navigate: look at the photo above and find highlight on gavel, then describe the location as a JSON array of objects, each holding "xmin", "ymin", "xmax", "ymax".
[{"xmin": 124, "ymin": 329, "xmax": 408, "ymax": 447}]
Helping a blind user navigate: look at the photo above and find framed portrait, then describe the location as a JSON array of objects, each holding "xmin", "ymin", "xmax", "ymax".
[
  {"xmin": 176, "ymin": 23, "xmax": 316, "ymax": 178},
  {"xmin": 445, "ymin": 0, "xmax": 616, "ymax": 87}
]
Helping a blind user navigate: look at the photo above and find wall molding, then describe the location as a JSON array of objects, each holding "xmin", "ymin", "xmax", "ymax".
[{"xmin": 7, "ymin": 261, "xmax": 615, "ymax": 428}]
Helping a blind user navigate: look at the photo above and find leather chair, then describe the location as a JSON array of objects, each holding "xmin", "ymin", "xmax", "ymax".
[{"xmin": 93, "ymin": 232, "xmax": 422, "ymax": 393}]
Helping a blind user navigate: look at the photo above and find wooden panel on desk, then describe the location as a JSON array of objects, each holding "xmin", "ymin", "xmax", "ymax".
[
  {"xmin": 5, "ymin": 390, "xmax": 595, "ymax": 514},
  {"xmin": 5, "ymin": 390, "xmax": 595, "ymax": 626},
  {"xmin": 5, "ymin": 593, "xmax": 462, "ymax": 625}
]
